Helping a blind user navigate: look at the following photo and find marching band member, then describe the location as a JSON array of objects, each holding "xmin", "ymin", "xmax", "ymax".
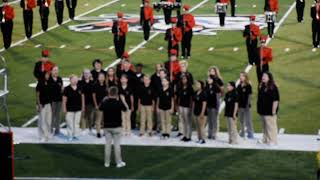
[
  {"xmin": 257, "ymin": 72, "xmax": 280, "ymax": 146},
  {"xmin": 164, "ymin": 49, "xmax": 181, "ymax": 83},
  {"xmin": 179, "ymin": 4, "xmax": 195, "ymax": 59},
  {"xmin": 165, "ymin": 17, "xmax": 182, "ymax": 57},
  {"xmin": 243, "ymin": 15, "xmax": 261, "ymax": 65},
  {"xmin": 236, "ymin": 72, "xmax": 254, "ymax": 139},
  {"xmin": 20, "ymin": 0, "xmax": 36, "ymax": 39},
  {"xmin": 140, "ymin": 0, "xmax": 154, "ymax": 41},
  {"xmin": 255, "ymin": 35, "xmax": 273, "ymax": 82},
  {"xmin": 230, "ymin": 0, "xmax": 235, "ymax": 17},
  {"xmin": 224, "ymin": 81, "xmax": 239, "ymax": 144},
  {"xmin": 296, "ymin": 0, "xmax": 305, "ymax": 22},
  {"xmin": 55, "ymin": 0, "xmax": 64, "ymax": 25},
  {"xmin": 264, "ymin": 0, "xmax": 279, "ymax": 38},
  {"xmin": 66, "ymin": 0, "xmax": 77, "ymax": 20},
  {"xmin": 311, "ymin": 0, "xmax": 320, "ymax": 48},
  {"xmin": 215, "ymin": 0, "xmax": 229, "ymax": 27},
  {"xmin": 0, "ymin": 0, "xmax": 15, "ymax": 49},
  {"xmin": 163, "ymin": 0, "xmax": 175, "ymax": 25},
  {"xmin": 37, "ymin": 0, "xmax": 51, "ymax": 32},
  {"xmin": 112, "ymin": 12, "xmax": 128, "ymax": 59},
  {"xmin": 33, "ymin": 50, "xmax": 55, "ymax": 80}
]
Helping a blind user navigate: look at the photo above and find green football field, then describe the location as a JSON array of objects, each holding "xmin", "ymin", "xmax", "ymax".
[{"xmin": 0, "ymin": 0, "xmax": 319, "ymax": 179}]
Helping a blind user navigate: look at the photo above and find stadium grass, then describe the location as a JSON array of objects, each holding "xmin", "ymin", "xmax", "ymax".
[
  {"xmin": 14, "ymin": 144, "xmax": 316, "ymax": 179},
  {"xmin": 0, "ymin": 0, "xmax": 319, "ymax": 135}
]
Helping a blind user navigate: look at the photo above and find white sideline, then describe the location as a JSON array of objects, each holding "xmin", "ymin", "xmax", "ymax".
[
  {"xmin": 22, "ymin": 0, "xmax": 210, "ymax": 128},
  {"xmin": 0, "ymin": 0, "xmax": 121, "ymax": 53},
  {"xmin": 16, "ymin": 178, "xmax": 148, "ymax": 180},
  {"xmin": 218, "ymin": 1, "xmax": 297, "ymax": 114}
]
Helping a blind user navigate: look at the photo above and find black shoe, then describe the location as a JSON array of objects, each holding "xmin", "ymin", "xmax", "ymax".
[
  {"xmin": 185, "ymin": 138, "xmax": 191, "ymax": 142},
  {"xmin": 199, "ymin": 139, "xmax": 206, "ymax": 144},
  {"xmin": 176, "ymin": 133, "xmax": 183, "ymax": 137},
  {"xmin": 97, "ymin": 133, "xmax": 101, "ymax": 138},
  {"xmin": 181, "ymin": 136, "xmax": 187, "ymax": 141}
]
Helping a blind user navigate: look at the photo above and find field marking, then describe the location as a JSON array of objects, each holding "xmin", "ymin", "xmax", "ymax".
[
  {"xmin": 218, "ymin": 1, "xmax": 297, "ymax": 114},
  {"xmin": 0, "ymin": 0, "xmax": 121, "ymax": 53},
  {"xmin": 22, "ymin": 0, "xmax": 210, "ymax": 127},
  {"xmin": 15, "ymin": 178, "xmax": 149, "ymax": 180}
]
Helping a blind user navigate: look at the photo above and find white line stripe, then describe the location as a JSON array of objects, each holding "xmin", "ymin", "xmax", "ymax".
[
  {"xmin": 15, "ymin": 178, "xmax": 150, "ymax": 180},
  {"xmin": 0, "ymin": 0, "xmax": 121, "ymax": 53},
  {"xmin": 218, "ymin": 1, "xmax": 297, "ymax": 114},
  {"xmin": 22, "ymin": 115, "xmax": 38, "ymax": 127}
]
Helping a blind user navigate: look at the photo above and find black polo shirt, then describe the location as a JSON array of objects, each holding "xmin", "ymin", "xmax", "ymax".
[
  {"xmin": 78, "ymin": 80, "xmax": 94, "ymax": 105},
  {"xmin": 138, "ymin": 85, "xmax": 154, "ymax": 106},
  {"xmin": 193, "ymin": 90, "xmax": 207, "ymax": 116},
  {"xmin": 49, "ymin": 76, "xmax": 63, "ymax": 102},
  {"xmin": 36, "ymin": 80, "xmax": 53, "ymax": 106},
  {"xmin": 119, "ymin": 85, "xmax": 133, "ymax": 110},
  {"xmin": 107, "ymin": 79, "xmax": 118, "ymax": 88},
  {"xmin": 224, "ymin": 90, "xmax": 239, "ymax": 117},
  {"xmin": 94, "ymin": 83, "xmax": 108, "ymax": 105},
  {"xmin": 151, "ymin": 73, "xmax": 162, "ymax": 97},
  {"xmin": 91, "ymin": 69, "xmax": 106, "ymax": 82},
  {"xmin": 236, "ymin": 84, "xmax": 252, "ymax": 108},
  {"xmin": 176, "ymin": 86, "xmax": 194, "ymax": 108},
  {"xmin": 158, "ymin": 87, "xmax": 173, "ymax": 110},
  {"xmin": 175, "ymin": 71, "xmax": 194, "ymax": 86},
  {"xmin": 63, "ymin": 85, "xmax": 82, "ymax": 112},
  {"xmin": 215, "ymin": 77, "xmax": 224, "ymax": 87},
  {"xmin": 257, "ymin": 84, "xmax": 280, "ymax": 116},
  {"xmin": 100, "ymin": 98, "xmax": 126, "ymax": 128},
  {"xmin": 205, "ymin": 84, "xmax": 220, "ymax": 109}
]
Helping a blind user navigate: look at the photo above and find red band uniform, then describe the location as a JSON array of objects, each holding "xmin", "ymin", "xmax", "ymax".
[
  {"xmin": 20, "ymin": 0, "xmax": 36, "ymax": 38},
  {"xmin": 165, "ymin": 17, "xmax": 182, "ymax": 57},
  {"xmin": 33, "ymin": 50, "xmax": 55, "ymax": 80},
  {"xmin": 37, "ymin": 0, "xmax": 51, "ymax": 31},
  {"xmin": 216, "ymin": 0, "xmax": 229, "ymax": 27},
  {"xmin": 255, "ymin": 36, "xmax": 273, "ymax": 82},
  {"xmin": 179, "ymin": 4, "xmax": 195, "ymax": 59},
  {"xmin": 112, "ymin": 12, "xmax": 128, "ymax": 58},
  {"xmin": 0, "ymin": 0, "xmax": 15, "ymax": 49},
  {"xmin": 264, "ymin": 0, "xmax": 279, "ymax": 38},
  {"xmin": 243, "ymin": 15, "xmax": 261, "ymax": 65},
  {"xmin": 54, "ymin": 0, "xmax": 64, "ymax": 25},
  {"xmin": 164, "ymin": 49, "xmax": 181, "ymax": 83},
  {"xmin": 140, "ymin": 0, "xmax": 154, "ymax": 41}
]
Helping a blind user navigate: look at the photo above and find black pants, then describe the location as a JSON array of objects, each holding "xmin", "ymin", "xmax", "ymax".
[
  {"xmin": 312, "ymin": 20, "xmax": 320, "ymax": 48},
  {"xmin": 55, "ymin": 1, "xmax": 64, "ymax": 25},
  {"xmin": 219, "ymin": 13, "xmax": 226, "ymax": 26},
  {"xmin": 1, "ymin": 20, "xmax": 13, "ymax": 49},
  {"xmin": 317, "ymin": 169, "xmax": 320, "ymax": 180},
  {"xmin": 114, "ymin": 35, "xmax": 126, "ymax": 58},
  {"xmin": 181, "ymin": 30, "xmax": 193, "ymax": 58},
  {"xmin": 168, "ymin": 41, "xmax": 179, "ymax": 57},
  {"xmin": 230, "ymin": 0, "xmax": 236, "ymax": 17},
  {"xmin": 67, "ymin": 7, "xmax": 75, "ymax": 19},
  {"xmin": 23, "ymin": 10, "xmax": 33, "ymax": 38},
  {"xmin": 267, "ymin": 22, "xmax": 275, "ymax": 38},
  {"xmin": 246, "ymin": 38, "xmax": 258, "ymax": 65},
  {"xmin": 66, "ymin": 0, "xmax": 77, "ymax": 19},
  {"xmin": 142, "ymin": 21, "xmax": 151, "ymax": 41},
  {"xmin": 295, "ymin": 0, "xmax": 305, "ymax": 22},
  {"xmin": 39, "ymin": 7, "xmax": 49, "ymax": 31},
  {"xmin": 163, "ymin": 8, "xmax": 172, "ymax": 25},
  {"xmin": 256, "ymin": 63, "xmax": 269, "ymax": 83}
]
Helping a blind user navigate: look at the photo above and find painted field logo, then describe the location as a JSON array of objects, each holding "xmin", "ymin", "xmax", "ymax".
[{"xmin": 69, "ymin": 14, "xmax": 268, "ymax": 35}]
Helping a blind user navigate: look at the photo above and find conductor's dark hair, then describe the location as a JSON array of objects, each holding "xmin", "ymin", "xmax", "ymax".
[
  {"xmin": 109, "ymin": 86, "xmax": 118, "ymax": 97},
  {"xmin": 92, "ymin": 59, "xmax": 103, "ymax": 67}
]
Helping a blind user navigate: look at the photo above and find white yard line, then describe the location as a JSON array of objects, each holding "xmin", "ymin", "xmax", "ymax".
[
  {"xmin": 218, "ymin": 1, "xmax": 297, "ymax": 114},
  {"xmin": 0, "ymin": 0, "xmax": 121, "ymax": 53},
  {"xmin": 22, "ymin": 0, "xmax": 210, "ymax": 128}
]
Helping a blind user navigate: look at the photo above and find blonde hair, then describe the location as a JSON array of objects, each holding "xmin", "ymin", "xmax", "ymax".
[
  {"xmin": 240, "ymin": 71, "xmax": 251, "ymax": 85},
  {"xmin": 208, "ymin": 66, "xmax": 222, "ymax": 79},
  {"xmin": 179, "ymin": 60, "xmax": 188, "ymax": 67}
]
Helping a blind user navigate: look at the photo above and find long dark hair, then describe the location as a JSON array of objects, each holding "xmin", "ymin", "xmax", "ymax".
[{"xmin": 260, "ymin": 72, "xmax": 276, "ymax": 90}]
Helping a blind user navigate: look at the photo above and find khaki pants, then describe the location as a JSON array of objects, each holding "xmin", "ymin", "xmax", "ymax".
[
  {"xmin": 195, "ymin": 115, "xmax": 206, "ymax": 140},
  {"xmin": 104, "ymin": 128, "xmax": 123, "ymax": 165},
  {"xmin": 226, "ymin": 117, "xmax": 238, "ymax": 144},
  {"xmin": 66, "ymin": 111, "xmax": 82, "ymax": 138},
  {"xmin": 207, "ymin": 108, "xmax": 219, "ymax": 139},
  {"xmin": 81, "ymin": 104, "xmax": 94, "ymax": 130},
  {"xmin": 38, "ymin": 103, "xmax": 52, "ymax": 140},
  {"xmin": 159, "ymin": 109, "xmax": 172, "ymax": 134},
  {"xmin": 260, "ymin": 115, "xmax": 278, "ymax": 144},
  {"xmin": 95, "ymin": 110, "xmax": 104, "ymax": 134},
  {"xmin": 121, "ymin": 110, "xmax": 131, "ymax": 135},
  {"xmin": 51, "ymin": 101, "xmax": 62, "ymax": 134},
  {"xmin": 238, "ymin": 108, "xmax": 254, "ymax": 137},
  {"xmin": 140, "ymin": 105, "xmax": 153, "ymax": 134},
  {"xmin": 179, "ymin": 107, "xmax": 192, "ymax": 138}
]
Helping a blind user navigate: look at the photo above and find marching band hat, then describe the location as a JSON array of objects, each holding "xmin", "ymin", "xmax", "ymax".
[
  {"xmin": 170, "ymin": 49, "xmax": 178, "ymax": 55},
  {"xmin": 170, "ymin": 17, "xmax": 177, "ymax": 24},
  {"xmin": 250, "ymin": 15, "xmax": 256, "ymax": 21},
  {"xmin": 41, "ymin": 49, "xmax": 50, "ymax": 57},
  {"xmin": 117, "ymin": 12, "xmax": 124, "ymax": 18},
  {"xmin": 260, "ymin": 35, "xmax": 268, "ymax": 43},
  {"xmin": 183, "ymin": 4, "xmax": 190, "ymax": 11},
  {"xmin": 122, "ymin": 51, "xmax": 130, "ymax": 59}
]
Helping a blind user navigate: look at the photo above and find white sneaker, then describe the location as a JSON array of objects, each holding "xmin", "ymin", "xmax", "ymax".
[
  {"xmin": 104, "ymin": 163, "xmax": 110, "ymax": 168},
  {"xmin": 116, "ymin": 161, "xmax": 126, "ymax": 168}
]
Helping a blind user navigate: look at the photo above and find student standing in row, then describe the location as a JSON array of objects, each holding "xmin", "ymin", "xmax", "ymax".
[
  {"xmin": 224, "ymin": 81, "xmax": 239, "ymax": 144},
  {"xmin": 1, "ymin": 0, "xmax": 15, "ymax": 49},
  {"xmin": 177, "ymin": 75, "xmax": 194, "ymax": 142},
  {"xmin": 157, "ymin": 78, "xmax": 174, "ymax": 139},
  {"xmin": 37, "ymin": 0, "xmax": 51, "ymax": 32},
  {"xmin": 237, "ymin": 72, "xmax": 254, "ymax": 139},
  {"xmin": 36, "ymin": 72, "xmax": 53, "ymax": 142},
  {"xmin": 119, "ymin": 74, "xmax": 134, "ymax": 136},
  {"xmin": 66, "ymin": 0, "xmax": 77, "ymax": 20},
  {"xmin": 138, "ymin": 75, "xmax": 154, "ymax": 136},
  {"xmin": 20, "ymin": 0, "xmax": 36, "ymax": 39},
  {"xmin": 106, "ymin": 67, "xmax": 118, "ymax": 88},
  {"xmin": 193, "ymin": 80, "xmax": 207, "ymax": 144},
  {"xmin": 100, "ymin": 86, "xmax": 126, "ymax": 168},
  {"xmin": 63, "ymin": 75, "xmax": 84, "ymax": 141},
  {"xmin": 206, "ymin": 75, "xmax": 221, "ymax": 140},
  {"xmin": 93, "ymin": 72, "xmax": 108, "ymax": 138},
  {"xmin": 50, "ymin": 66, "xmax": 63, "ymax": 135},
  {"xmin": 257, "ymin": 72, "xmax": 280, "ymax": 146},
  {"xmin": 91, "ymin": 59, "xmax": 106, "ymax": 82}
]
